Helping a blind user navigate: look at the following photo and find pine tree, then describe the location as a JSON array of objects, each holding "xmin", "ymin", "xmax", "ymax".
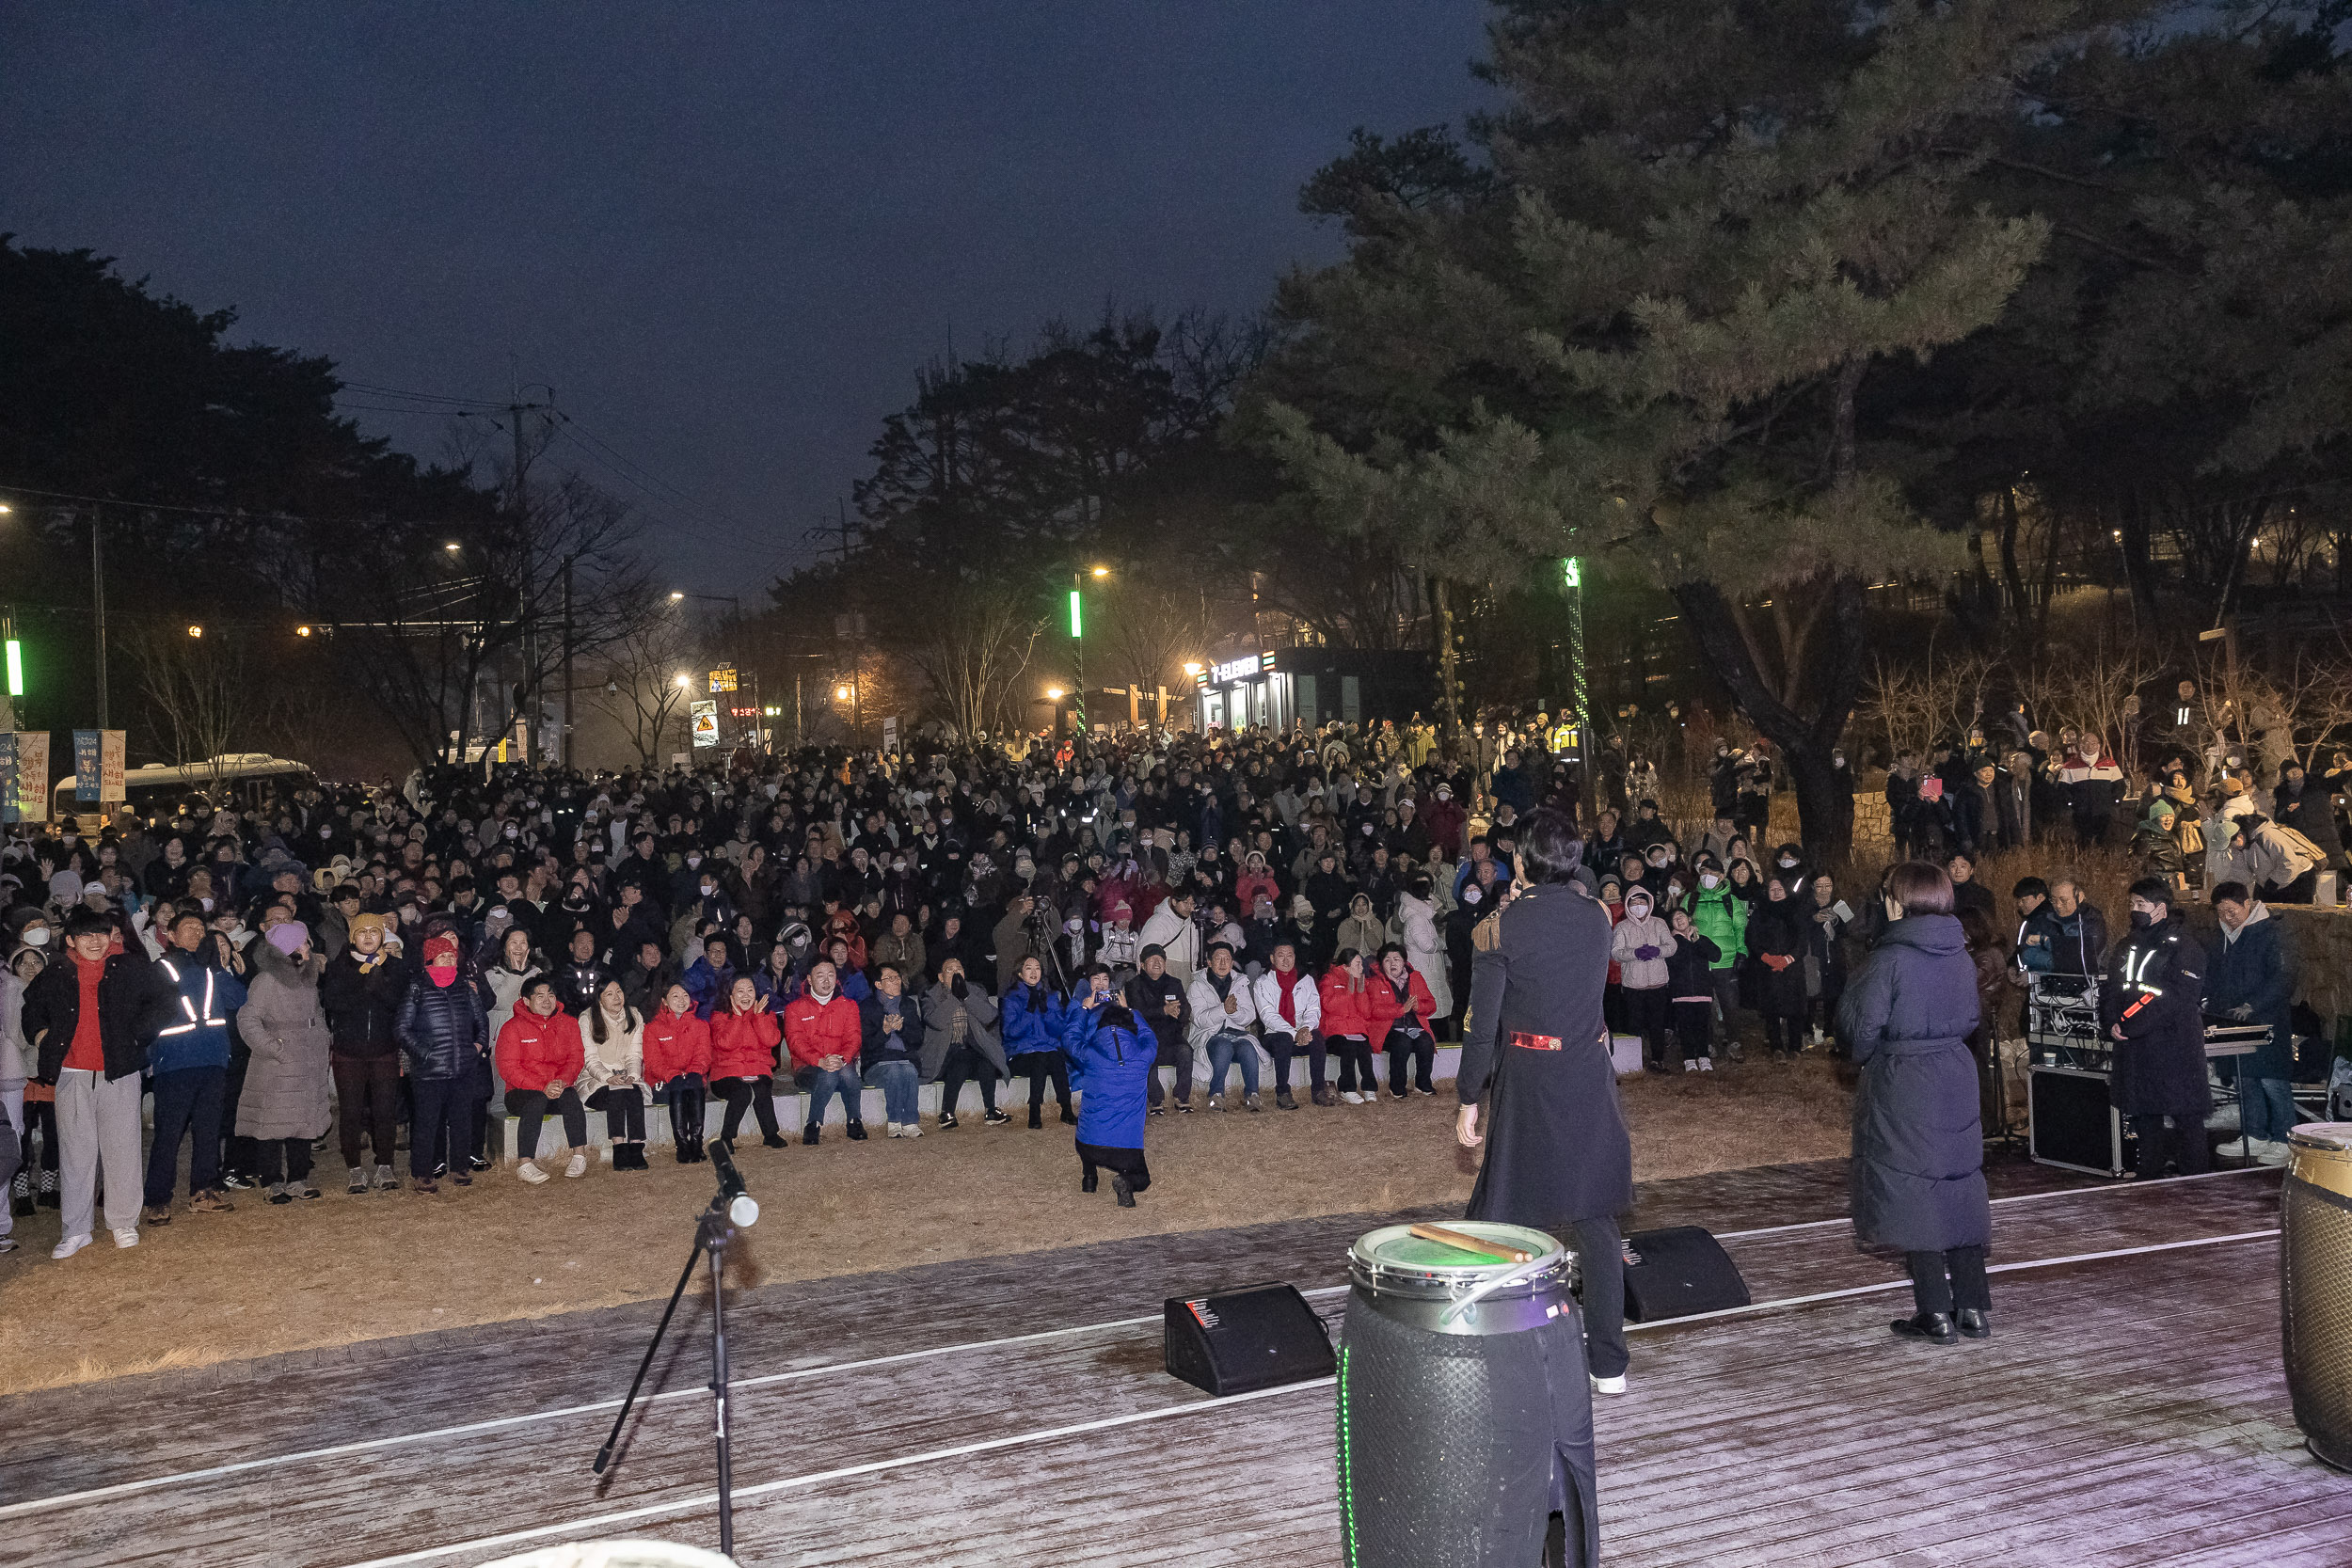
[{"xmin": 1252, "ymin": 0, "xmax": 2139, "ymax": 848}]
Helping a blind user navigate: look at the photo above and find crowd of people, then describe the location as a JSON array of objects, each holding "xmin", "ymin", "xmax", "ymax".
[
  {"xmin": 1880, "ymin": 716, "xmax": 2348, "ymax": 905},
  {"xmin": 0, "ymin": 705, "xmax": 2332, "ymax": 1263}
]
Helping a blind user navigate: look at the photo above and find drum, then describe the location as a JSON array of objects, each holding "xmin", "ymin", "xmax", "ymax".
[
  {"xmin": 2284, "ymin": 1122, "xmax": 2352, "ymax": 1471},
  {"xmin": 1340, "ymin": 1222, "xmax": 1597, "ymax": 1568}
]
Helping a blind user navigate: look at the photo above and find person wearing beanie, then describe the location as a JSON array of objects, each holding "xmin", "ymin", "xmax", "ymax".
[
  {"xmin": 394, "ymin": 925, "xmax": 491, "ymax": 1194},
  {"xmin": 234, "ymin": 922, "xmax": 334, "ymax": 1204},
  {"xmin": 320, "ymin": 912, "xmax": 408, "ymax": 1192}
]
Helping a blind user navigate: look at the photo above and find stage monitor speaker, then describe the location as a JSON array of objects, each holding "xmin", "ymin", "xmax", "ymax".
[
  {"xmin": 1621, "ymin": 1226, "xmax": 1751, "ymax": 1322},
  {"xmin": 1164, "ymin": 1282, "xmax": 1335, "ymax": 1396}
]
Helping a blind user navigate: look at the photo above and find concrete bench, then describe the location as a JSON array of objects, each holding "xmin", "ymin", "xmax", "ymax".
[{"xmin": 492, "ymin": 1045, "xmax": 1466, "ymax": 1163}]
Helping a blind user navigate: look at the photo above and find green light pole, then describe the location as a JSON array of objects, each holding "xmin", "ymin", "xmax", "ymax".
[
  {"xmin": 1071, "ymin": 564, "xmax": 1108, "ymax": 736},
  {"xmin": 1562, "ymin": 557, "xmax": 1589, "ymax": 774}
]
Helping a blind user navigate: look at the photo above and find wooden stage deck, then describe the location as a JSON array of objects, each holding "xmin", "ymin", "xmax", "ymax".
[{"xmin": 1, "ymin": 1156, "xmax": 2334, "ymax": 1566}]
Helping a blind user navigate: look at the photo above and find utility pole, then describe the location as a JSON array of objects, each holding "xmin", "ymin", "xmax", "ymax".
[
  {"xmin": 500, "ymin": 390, "xmax": 552, "ymax": 760},
  {"xmin": 90, "ymin": 512, "xmax": 108, "ymax": 730},
  {"xmin": 560, "ymin": 553, "xmax": 576, "ymax": 771}
]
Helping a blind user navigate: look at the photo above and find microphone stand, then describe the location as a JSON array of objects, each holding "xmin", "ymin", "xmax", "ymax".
[{"xmin": 595, "ymin": 1192, "xmax": 743, "ymax": 1557}]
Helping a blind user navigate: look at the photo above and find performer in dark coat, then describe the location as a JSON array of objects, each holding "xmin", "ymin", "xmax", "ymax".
[
  {"xmin": 1838, "ymin": 862, "xmax": 1992, "ymax": 1346},
  {"xmin": 2102, "ymin": 878, "xmax": 2212, "ymax": 1180},
  {"xmin": 1457, "ymin": 810, "xmax": 1634, "ymax": 1388},
  {"xmin": 1453, "ymin": 805, "xmax": 1614, "ymax": 1568}
]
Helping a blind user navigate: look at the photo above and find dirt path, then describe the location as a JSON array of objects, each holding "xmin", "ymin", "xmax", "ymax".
[{"xmin": 0, "ymin": 1054, "xmax": 1853, "ymax": 1395}]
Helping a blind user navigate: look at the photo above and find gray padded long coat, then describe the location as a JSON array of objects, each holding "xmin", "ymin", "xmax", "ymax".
[
  {"xmin": 234, "ymin": 942, "xmax": 333, "ymax": 1141},
  {"xmin": 1837, "ymin": 913, "xmax": 1991, "ymax": 1253}
]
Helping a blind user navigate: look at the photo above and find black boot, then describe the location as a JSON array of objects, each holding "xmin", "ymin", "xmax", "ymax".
[
  {"xmin": 1957, "ymin": 1308, "xmax": 1992, "ymax": 1339},
  {"xmin": 1027, "ymin": 1106, "xmax": 1043, "ymax": 1130},
  {"xmin": 846, "ymin": 1120, "xmax": 869, "ymax": 1142},
  {"xmin": 1113, "ymin": 1175, "xmax": 1136, "ymax": 1208},
  {"xmin": 803, "ymin": 1122, "xmax": 821, "ymax": 1147},
  {"xmin": 675, "ymin": 1140, "xmax": 694, "ymax": 1164},
  {"xmin": 1890, "ymin": 1312, "xmax": 1958, "ymax": 1345},
  {"xmin": 1276, "ymin": 1088, "xmax": 1298, "ymax": 1111},
  {"xmin": 1081, "ymin": 1171, "xmax": 1099, "ymax": 1194},
  {"xmin": 1058, "ymin": 1103, "xmax": 1076, "ymax": 1126}
]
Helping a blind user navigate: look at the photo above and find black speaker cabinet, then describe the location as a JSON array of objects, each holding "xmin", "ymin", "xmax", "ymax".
[
  {"xmin": 2028, "ymin": 1064, "xmax": 2132, "ymax": 1177},
  {"xmin": 1164, "ymin": 1281, "xmax": 1335, "ymax": 1396},
  {"xmin": 1621, "ymin": 1226, "xmax": 1752, "ymax": 1322}
]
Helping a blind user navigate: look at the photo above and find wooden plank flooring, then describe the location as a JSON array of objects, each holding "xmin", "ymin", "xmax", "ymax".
[{"xmin": 2, "ymin": 1158, "xmax": 2318, "ymax": 1568}]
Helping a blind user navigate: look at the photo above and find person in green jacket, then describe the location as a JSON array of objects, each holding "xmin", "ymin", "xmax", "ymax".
[{"xmin": 1687, "ymin": 854, "xmax": 1748, "ymax": 1060}]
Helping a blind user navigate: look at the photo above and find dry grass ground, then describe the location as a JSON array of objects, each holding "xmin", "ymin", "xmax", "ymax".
[{"xmin": 0, "ymin": 1053, "xmax": 1855, "ymax": 1396}]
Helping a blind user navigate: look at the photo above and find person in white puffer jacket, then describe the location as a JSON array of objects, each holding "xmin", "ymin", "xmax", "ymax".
[
  {"xmin": 1250, "ymin": 941, "xmax": 1325, "ymax": 1110},
  {"xmin": 1608, "ymin": 887, "xmax": 1677, "ymax": 1071}
]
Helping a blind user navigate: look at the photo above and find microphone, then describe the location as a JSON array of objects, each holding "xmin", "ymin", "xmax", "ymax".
[{"xmin": 707, "ymin": 1140, "xmax": 760, "ymax": 1229}]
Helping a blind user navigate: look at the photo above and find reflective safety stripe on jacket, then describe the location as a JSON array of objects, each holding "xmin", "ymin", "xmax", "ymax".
[{"xmin": 155, "ymin": 957, "xmax": 227, "ymax": 1037}]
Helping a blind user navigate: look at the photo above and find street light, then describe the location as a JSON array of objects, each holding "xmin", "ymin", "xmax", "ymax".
[
  {"xmin": 835, "ymin": 684, "xmax": 852, "ymax": 701},
  {"xmin": 1090, "ymin": 564, "xmax": 1109, "ymax": 578},
  {"xmin": 1183, "ymin": 661, "xmax": 1203, "ymax": 678},
  {"xmin": 186, "ymin": 625, "xmax": 203, "ymax": 639},
  {"xmin": 670, "ymin": 591, "xmax": 686, "ymax": 601},
  {"xmin": 675, "ymin": 673, "xmax": 691, "ymax": 689},
  {"xmin": 443, "ymin": 542, "xmax": 462, "ymax": 554},
  {"xmin": 1045, "ymin": 686, "xmax": 1065, "ymax": 701},
  {"xmin": 295, "ymin": 625, "xmax": 313, "ymax": 638}
]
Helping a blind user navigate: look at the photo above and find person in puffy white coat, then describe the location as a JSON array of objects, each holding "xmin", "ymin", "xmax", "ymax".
[
  {"xmin": 1393, "ymin": 877, "xmax": 1454, "ymax": 1037},
  {"xmin": 1250, "ymin": 941, "xmax": 1325, "ymax": 1109}
]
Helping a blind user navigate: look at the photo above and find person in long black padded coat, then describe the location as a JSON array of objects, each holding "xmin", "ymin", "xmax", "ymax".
[{"xmin": 1838, "ymin": 860, "xmax": 1993, "ymax": 1347}]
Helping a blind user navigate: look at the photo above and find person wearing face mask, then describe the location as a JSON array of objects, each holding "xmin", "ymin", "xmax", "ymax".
[
  {"xmin": 394, "ymin": 927, "xmax": 491, "ymax": 1195},
  {"xmin": 1663, "ymin": 907, "xmax": 1722, "ymax": 1070},
  {"xmin": 1685, "ymin": 854, "xmax": 1747, "ymax": 1055},
  {"xmin": 999, "ymin": 955, "xmax": 1073, "ymax": 1131},
  {"xmin": 1609, "ymin": 887, "xmax": 1677, "ymax": 1071},
  {"xmin": 0, "ymin": 941, "xmax": 40, "ymax": 1241},
  {"xmin": 1746, "ymin": 878, "xmax": 1811, "ymax": 1057},
  {"xmin": 2102, "ymin": 879, "xmax": 2213, "ymax": 1180}
]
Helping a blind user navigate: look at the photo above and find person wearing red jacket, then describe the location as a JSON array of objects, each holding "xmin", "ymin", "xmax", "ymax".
[
  {"xmin": 1319, "ymin": 950, "xmax": 1380, "ymax": 1105},
  {"xmin": 644, "ymin": 981, "xmax": 714, "ymax": 1164},
  {"xmin": 1368, "ymin": 943, "xmax": 1440, "ymax": 1099},
  {"xmin": 707, "ymin": 975, "xmax": 787, "ymax": 1153},
  {"xmin": 784, "ymin": 959, "xmax": 866, "ymax": 1145},
  {"xmin": 494, "ymin": 976, "xmax": 589, "ymax": 1183}
]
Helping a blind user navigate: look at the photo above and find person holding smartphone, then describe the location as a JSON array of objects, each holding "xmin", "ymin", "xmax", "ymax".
[{"xmin": 1059, "ymin": 962, "xmax": 1156, "ymax": 1206}]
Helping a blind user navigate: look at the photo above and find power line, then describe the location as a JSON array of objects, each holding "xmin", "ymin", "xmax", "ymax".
[{"xmin": 336, "ymin": 380, "xmax": 505, "ymax": 409}]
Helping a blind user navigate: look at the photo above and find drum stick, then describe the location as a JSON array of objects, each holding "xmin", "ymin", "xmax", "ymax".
[{"xmin": 1408, "ymin": 1224, "xmax": 1533, "ymax": 1263}]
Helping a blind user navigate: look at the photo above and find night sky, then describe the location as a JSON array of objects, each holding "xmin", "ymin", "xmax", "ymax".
[{"xmin": 2, "ymin": 2, "xmax": 1491, "ymax": 590}]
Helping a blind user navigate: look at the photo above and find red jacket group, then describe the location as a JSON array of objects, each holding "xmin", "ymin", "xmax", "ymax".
[
  {"xmin": 707, "ymin": 1006, "xmax": 782, "ymax": 1080},
  {"xmin": 644, "ymin": 1004, "xmax": 712, "ymax": 1083},
  {"xmin": 783, "ymin": 991, "xmax": 861, "ymax": 1071},
  {"xmin": 497, "ymin": 1008, "xmax": 584, "ymax": 1090}
]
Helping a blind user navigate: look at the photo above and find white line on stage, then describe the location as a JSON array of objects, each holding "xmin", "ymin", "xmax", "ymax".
[
  {"xmin": 326, "ymin": 1227, "xmax": 2283, "ymax": 1568},
  {"xmin": 0, "ymin": 1164, "xmax": 2279, "ymax": 1526}
]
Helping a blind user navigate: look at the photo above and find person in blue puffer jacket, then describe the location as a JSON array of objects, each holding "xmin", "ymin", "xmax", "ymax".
[
  {"xmin": 1061, "ymin": 961, "xmax": 1155, "ymax": 1206},
  {"xmin": 998, "ymin": 955, "xmax": 1072, "ymax": 1130}
]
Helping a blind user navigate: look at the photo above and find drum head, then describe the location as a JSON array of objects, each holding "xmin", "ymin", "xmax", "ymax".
[
  {"xmin": 1351, "ymin": 1221, "xmax": 1564, "ymax": 1278},
  {"xmin": 2290, "ymin": 1122, "xmax": 2352, "ymax": 1153}
]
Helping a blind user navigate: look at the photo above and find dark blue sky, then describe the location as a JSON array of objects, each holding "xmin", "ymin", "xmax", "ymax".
[{"xmin": 2, "ymin": 2, "xmax": 1491, "ymax": 588}]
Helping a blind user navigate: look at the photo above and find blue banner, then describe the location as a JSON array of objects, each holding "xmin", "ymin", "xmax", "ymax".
[{"xmin": 74, "ymin": 729, "xmax": 102, "ymax": 796}]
